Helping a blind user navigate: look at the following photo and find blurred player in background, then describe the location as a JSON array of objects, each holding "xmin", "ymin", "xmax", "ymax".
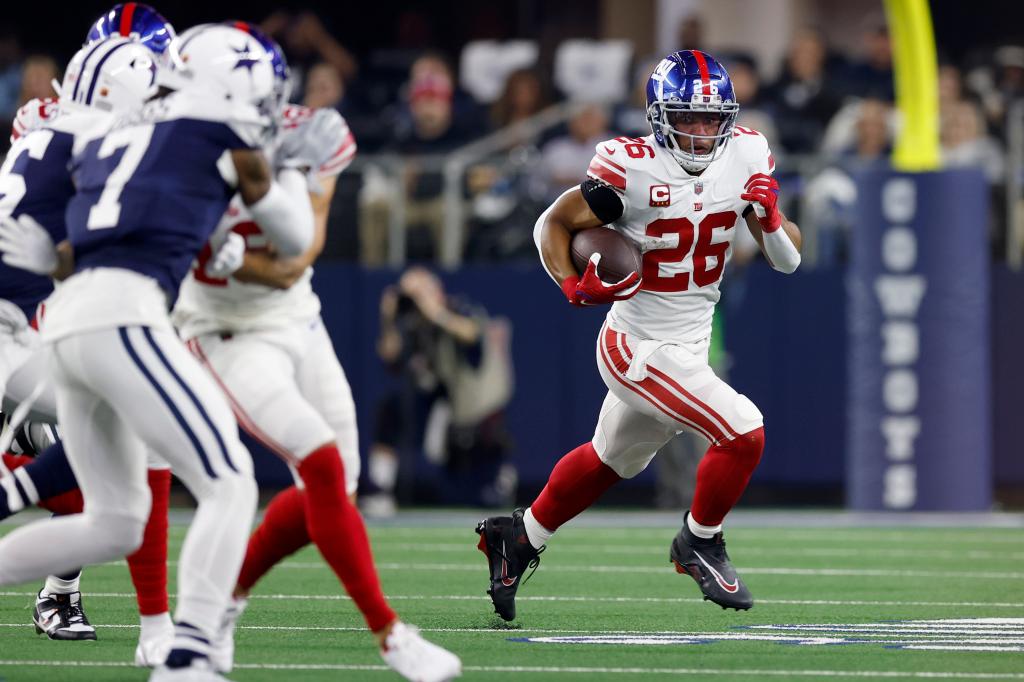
[
  {"xmin": 476, "ymin": 50, "xmax": 802, "ymax": 620},
  {"xmin": 0, "ymin": 22, "xmax": 320, "ymax": 681},
  {"xmin": 0, "ymin": 5, "xmax": 178, "ymax": 654},
  {"xmin": 172, "ymin": 24, "xmax": 461, "ymax": 681}
]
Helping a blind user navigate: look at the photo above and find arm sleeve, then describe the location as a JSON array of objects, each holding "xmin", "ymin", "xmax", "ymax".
[
  {"xmin": 761, "ymin": 226, "xmax": 801, "ymax": 273},
  {"xmin": 247, "ymin": 169, "xmax": 314, "ymax": 257},
  {"xmin": 743, "ymin": 134, "xmax": 799, "ymax": 273}
]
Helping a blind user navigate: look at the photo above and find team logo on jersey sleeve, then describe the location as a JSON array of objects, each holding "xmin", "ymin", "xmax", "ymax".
[{"xmin": 649, "ymin": 185, "xmax": 671, "ymax": 207}]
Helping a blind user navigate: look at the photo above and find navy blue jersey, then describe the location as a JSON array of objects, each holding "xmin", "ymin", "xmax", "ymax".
[
  {"xmin": 65, "ymin": 93, "xmax": 267, "ymax": 297},
  {"xmin": 0, "ymin": 127, "xmax": 76, "ymax": 319}
]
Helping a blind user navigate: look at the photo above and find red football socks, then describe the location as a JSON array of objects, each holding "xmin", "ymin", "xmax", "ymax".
[
  {"xmin": 126, "ymin": 468, "xmax": 171, "ymax": 616},
  {"xmin": 530, "ymin": 442, "xmax": 622, "ymax": 531},
  {"xmin": 690, "ymin": 427, "xmax": 765, "ymax": 527},
  {"xmin": 236, "ymin": 485, "xmax": 310, "ymax": 593},
  {"xmin": 298, "ymin": 444, "xmax": 396, "ymax": 632}
]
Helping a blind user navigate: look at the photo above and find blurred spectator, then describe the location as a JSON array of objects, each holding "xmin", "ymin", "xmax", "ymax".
[
  {"xmin": 364, "ymin": 267, "xmax": 515, "ymax": 515},
  {"xmin": 941, "ymin": 99, "xmax": 1004, "ymax": 183},
  {"xmin": 261, "ymin": 11, "xmax": 357, "ymax": 98},
  {"xmin": 677, "ymin": 14, "xmax": 705, "ymax": 52},
  {"xmin": 968, "ymin": 45, "xmax": 1024, "ymax": 137},
  {"xmin": 303, "ymin": 61, "xmax": 345, "ymax": 110},
  {"xmin": 17, "ymin": 55, "xmax": 59, "ymax": 107},
  {"xmin": 533, "ymin": 103, "xmax": 610, "ymax": 204},
  {"xmin": 808, "ymin": 98, "xmax": 895, "ymax": 264},
  {"xmin": 939, "ymin": 63, "xmax": 965, "ymax": 107},
  {"xmin": 725, "ymin": 54, "xmax": 780, "ymax": 147},
  {"xmin": 490, "ymin": 68, "xmax": 548, "ymax": 132},
  {"xmin": 842, "ymin": 24, "xmax": 894, "ymax": 100},
  {"xmin": 769, "ymin": 29, "xmax": 843, "ymax": 153},
  {"xmin": 613, "ymin": 58, "xmax": 658, "ymax": 138},
  {"xmin": 821, "ymin": 98, "xmax": 895, "ymax": 161},
  {"xmin": 360, "ymin": 53, "xmax": 484, "ymax": 263}
]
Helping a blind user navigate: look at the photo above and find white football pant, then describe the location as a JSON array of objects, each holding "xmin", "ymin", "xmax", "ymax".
[
  {"xmin": 0, "ymin": 325, "xmax": 255, "ymax": 638},
  {"xmin": 593, "ymin": 321, "xmax": 764, "ymax": 478},
  {"xmin": 185, "ymin": 316, "xmax": 360, "ymax": 494}
]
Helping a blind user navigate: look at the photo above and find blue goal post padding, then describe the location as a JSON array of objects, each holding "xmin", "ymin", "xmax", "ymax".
[{"xmin": 847, "ymin": 168, "xmax": 991, "ymax": 511}]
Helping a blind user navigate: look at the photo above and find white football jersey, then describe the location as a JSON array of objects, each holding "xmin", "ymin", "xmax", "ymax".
[
  {"xmin": 173, "ymin": 106, "xmax": 355, "ymax": 337},
  {"xmin": 586, "ymin": 127, "xmax": 774, "ymax": 344}
]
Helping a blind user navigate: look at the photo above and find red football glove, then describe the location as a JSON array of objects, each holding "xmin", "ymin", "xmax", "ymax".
[
  {"xmin": 740, "ymin": 173, "xmax": 782, "ymax": 233},
  {"xmin": 561, "ymin": 253, "xmax": 641, "ymax": 306}
]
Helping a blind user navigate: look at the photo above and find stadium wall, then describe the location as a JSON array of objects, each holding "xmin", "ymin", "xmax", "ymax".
[{"xmin": 240, "ymin": 263, "xmax": 1022, "ymax": 507}]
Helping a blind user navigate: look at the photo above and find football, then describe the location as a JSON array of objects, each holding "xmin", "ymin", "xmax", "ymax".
[{"xmin": 570, "ymin": 227, "xmax": 643, "ymax": 284}]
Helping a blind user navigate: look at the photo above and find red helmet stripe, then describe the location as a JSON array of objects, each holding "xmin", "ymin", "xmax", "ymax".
[
  {"xmin": 234, "ymin": 21, "xmax": 251, "ymax": 33},
  {"xmin": 692, "ymin": 50, "xmax": 712, "ymax": 95},
  {"xmin": 119, "ymin": 2, "xmax": 137, "ymax": 37}
]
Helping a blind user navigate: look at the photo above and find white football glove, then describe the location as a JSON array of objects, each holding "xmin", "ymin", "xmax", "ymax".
[
  {"xmin": 276, "ymin": 108, "xmax": 347, "ymax": 194},
  {"xmin": 205, "ymin": 232, "xmax": 246, "ymax": 279},
  {"xmin": 0, "ymin": 213, "xmax": 58, "ymax": 276}
]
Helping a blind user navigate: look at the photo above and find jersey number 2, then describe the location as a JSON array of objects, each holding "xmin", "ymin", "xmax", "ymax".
[
  {"xmin": 86, "ymin": 125, "xmax": 154, "ymax": 230},
  {"xmin": 642, "ymin": 211, "xmax": 736, "ymax": 292}
]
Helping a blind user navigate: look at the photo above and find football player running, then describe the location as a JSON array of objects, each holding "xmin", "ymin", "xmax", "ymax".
[
  {"xmin": 171, "ymin": 22, "xmax": 461, "ymax": 682},
  {"xmin": 476, "ymin": 51, "xmax": 802, "ymax": 620},
  {"xmin": 0, "ymin": 5, "xmax": 180, "ymax": 660},
  {"xmin": 0, "ymin": 23, "xmax": 315, "ymax": 681}
]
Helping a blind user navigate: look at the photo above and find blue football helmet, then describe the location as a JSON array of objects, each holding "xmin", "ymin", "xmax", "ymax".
[
  {"xmin": 86, "ymin": 3, "xmax": 176, "ymax": 60},
  {"xmin": 646, "ymin": 50, "xmax": 739, "ymax": 172},
  {"xmin": 226, "ymin": 21, "xmax": 292, "ymax": 112}
]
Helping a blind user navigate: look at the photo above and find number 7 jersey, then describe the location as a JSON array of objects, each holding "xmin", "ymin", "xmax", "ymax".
[{"xmin": 586, "ymin": 129, "xmax": 774, "ymax": 344}]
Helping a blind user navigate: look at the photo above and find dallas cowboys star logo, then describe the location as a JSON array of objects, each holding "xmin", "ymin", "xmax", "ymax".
[{"xmin": 232, "ymin": 43, "xmax": 262, "ymax": 74}]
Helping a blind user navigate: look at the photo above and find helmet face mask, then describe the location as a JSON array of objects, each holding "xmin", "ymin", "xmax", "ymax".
[{"xmin": 646, "ymin": 51, "xmax": 739, "ymax": 173}]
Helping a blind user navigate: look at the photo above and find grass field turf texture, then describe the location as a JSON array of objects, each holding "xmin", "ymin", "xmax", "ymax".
[{"xmin": 1, "ymin": 510, "xmax": 1022, "ymax": 681}]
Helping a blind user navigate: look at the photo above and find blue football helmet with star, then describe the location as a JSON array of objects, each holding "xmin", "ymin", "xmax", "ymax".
[{"xmin": 646, "ymin": 50, "xmax": 739, "ymax": 172}]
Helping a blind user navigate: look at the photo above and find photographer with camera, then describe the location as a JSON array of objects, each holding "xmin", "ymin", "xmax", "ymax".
[{"xmin": 364, "ymin": 267, "xmax": 515, "ymax": 515}]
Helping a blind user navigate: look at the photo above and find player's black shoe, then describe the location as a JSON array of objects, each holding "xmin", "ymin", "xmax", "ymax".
[
  {"xmin": 669, "ymin": 513, "xmax": 753, "ymax": 610},
  {"xmin": 33, "ymin": 590, "xmax": 97, "ymax": 640},
  {"xmin": 475, "ymin": 508, "xmax": 544, "ymax": 621}
]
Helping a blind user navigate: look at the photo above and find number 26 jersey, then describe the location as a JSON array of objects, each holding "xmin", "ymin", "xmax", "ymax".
[{"xmin": 586, "ymin": 129, "xmax": 773, "ymax": 344}]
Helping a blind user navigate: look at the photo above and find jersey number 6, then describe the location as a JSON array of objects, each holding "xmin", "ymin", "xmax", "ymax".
[{"xmin": 642, "ymin": 211, "xmax": 737, "ymax": 292}]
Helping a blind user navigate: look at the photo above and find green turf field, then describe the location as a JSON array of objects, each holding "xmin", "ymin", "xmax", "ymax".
[{"xmin": 1, "ymin": 510, "xmax": 1022, "ymax": 681}]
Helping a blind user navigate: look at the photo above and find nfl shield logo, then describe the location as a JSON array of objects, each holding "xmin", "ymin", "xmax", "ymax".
[{"xmin": 694, "ymin": 182, "xmax": 704, "ymax": 195}]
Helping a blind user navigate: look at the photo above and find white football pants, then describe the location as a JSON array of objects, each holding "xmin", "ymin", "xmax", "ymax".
[
  {"xmin": 185, "ymin": 317, "xmax": 360, "ymax": 494},
  {"xmin": 593, "ymin": 321, "xmax": 764, "ymax": 478},
  {"xmin": 0, "ymin": 325, "xmax": 256, "ymax": 638},
  {"xmin": 0, "ymin": 300, "xmax": 56, "ymax": 422}
]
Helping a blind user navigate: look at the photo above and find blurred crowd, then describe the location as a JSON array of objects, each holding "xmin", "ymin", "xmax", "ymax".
[{"xmin": 2, "ymin": 11, "xmax": 1022, "ymax": 264}]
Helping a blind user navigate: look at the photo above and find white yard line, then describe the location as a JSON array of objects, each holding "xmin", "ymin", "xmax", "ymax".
[
  {"xmin": 2, "ymin": 591, "xmax": 1021, "ymax": 608},
  {"xmin": 79, "ymin": 557, "xmax": 1024, "ymax": 577},
  {"xmin": 370, "ymin": 542, "xmax": 1024, "ymax": 561},
  {"xmin": 0, "ymin": 660, "xmax": 1021, "ymax": 678},
  {"xmin": 78, "ymin": 559, "xmax": 1024, "ymax": 580}
]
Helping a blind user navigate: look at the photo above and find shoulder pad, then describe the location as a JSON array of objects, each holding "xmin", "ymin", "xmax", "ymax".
[{"xmin": 730, "ymin": 126, "xmax": 775, "ymax": 173}]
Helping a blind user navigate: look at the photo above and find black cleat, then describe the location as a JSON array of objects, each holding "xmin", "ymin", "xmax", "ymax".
[
  {"xmin": 669, "ymin": 513, "xmax": 753, "ymax": 610},
  {"xmin": 475, "ymin": 508, "xmax": 544, "ymax": 621},
  {"xmin": 33, "ymin": 590, "xmax": 97, "ymax": 640}
]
